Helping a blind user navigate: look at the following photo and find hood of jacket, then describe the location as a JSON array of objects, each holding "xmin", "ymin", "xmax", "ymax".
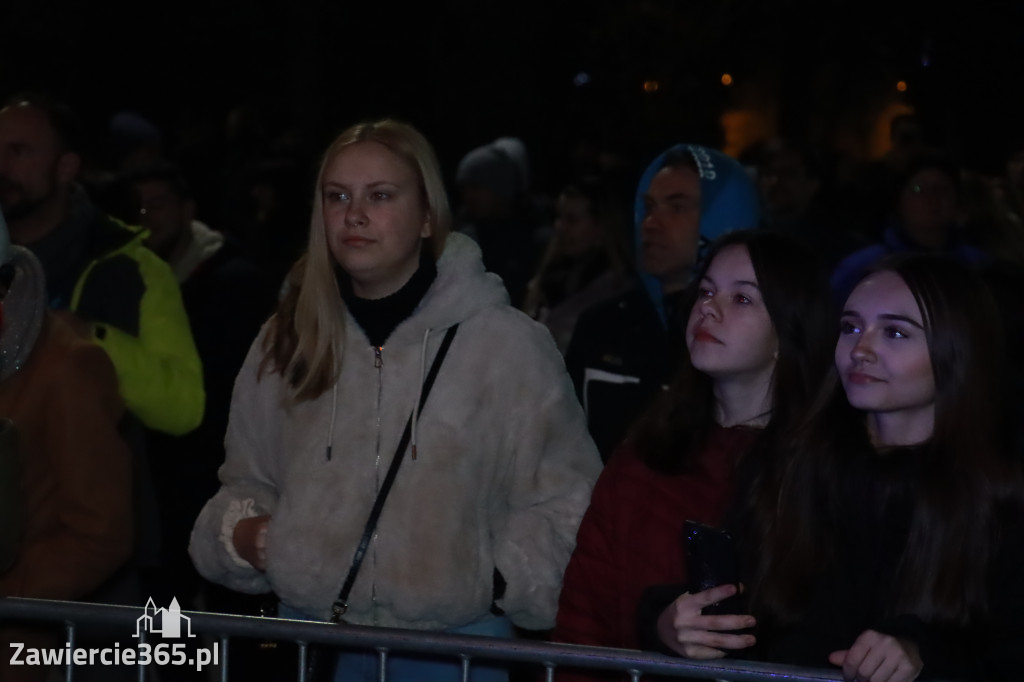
[
  {"xmin": 632, "ymin": 144, "xmax": 760, "ymax": 325},
  {"xmin": 171, "ymin": 220, "xmax": 225, "ymax": 283},
  {"xmin": 366, "ymin": 231, "xmax": 509, "ymax": 349},
  {"xmin": 0, "ymin": 246, "xmax": 46, "ymax": 382}
]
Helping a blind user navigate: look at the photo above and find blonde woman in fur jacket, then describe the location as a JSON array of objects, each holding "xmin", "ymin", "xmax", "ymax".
[{"xmin": 189, "ymin": 120, "xmax": 602, "ymax": 682}]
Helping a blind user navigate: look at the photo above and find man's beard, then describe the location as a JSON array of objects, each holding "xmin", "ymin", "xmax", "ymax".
[{"xmin": 0, "ymin": 175, "xmax": 49, "ymax": 227}]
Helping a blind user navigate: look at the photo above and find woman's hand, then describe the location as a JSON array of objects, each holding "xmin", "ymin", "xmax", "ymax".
[
  {"xmin": 829, "ymin": 630, "xmax": 923, "ymax": 682},
  {"xmin": 655, "ymin": 584, "xmax": 756, "ymax": 659},
  {"xmin": 233, "ymin": 515, "xmax": 271, "ymax": 571}
]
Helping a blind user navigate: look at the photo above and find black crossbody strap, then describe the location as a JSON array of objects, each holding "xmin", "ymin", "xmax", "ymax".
[{"xmin": 329, "ymin": 324, "xmax": 459, "ymax": 623}]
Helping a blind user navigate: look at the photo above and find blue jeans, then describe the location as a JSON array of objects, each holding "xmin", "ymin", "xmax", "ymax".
[{"xmin": 278, "ymin": 603, "xmax": 512, "ymax": 682}]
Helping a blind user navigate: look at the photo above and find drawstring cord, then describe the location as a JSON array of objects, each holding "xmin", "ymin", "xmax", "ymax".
[
  {"xmin": 325, "ymin": 327, "xmax": 435, "ymax": 462},
  {"xmin": 326, "ymin": 381, "xmax": 338, "ymax": 460},
  {"xmin": 411, "ymin": 327, "xmax": 431, "ymax": 460}
]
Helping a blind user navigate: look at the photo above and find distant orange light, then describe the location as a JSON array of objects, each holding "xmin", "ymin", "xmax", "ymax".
[
  {"xmin": 643, "ymin": 80, "xmax": 660, "ymax": 93},
  {"xmin": 721, "ymin": 73, "xmax": 733, "ymax": 86},
  {"xmin": 897, "ymin": 80, "xmax": 908, "ymax": 92}
]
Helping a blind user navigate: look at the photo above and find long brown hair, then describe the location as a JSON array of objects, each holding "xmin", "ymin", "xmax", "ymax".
[
  {"xmin": 632, "ymin": 229, "xmax": 834, "ymax": 474},
  {"xmin": 260, "ymin": 119, "xmax": 451, "ymax": 401},
  {"xmin": 750, "ymin": 254, "xmax": 1020, "ymax": 626}
]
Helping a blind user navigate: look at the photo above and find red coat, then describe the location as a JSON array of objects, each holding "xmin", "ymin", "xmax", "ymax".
[{"xmin": 553, "ymin": 426, "xmax": 759, "ymax": 661}]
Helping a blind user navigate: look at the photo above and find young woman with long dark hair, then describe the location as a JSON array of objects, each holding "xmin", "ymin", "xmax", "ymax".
[
  {"xmin": 553, "ymin": 230, "xmax": 834, "ymax": 668},
  {"xmin": 654, "ymin": 254, "xmax": 1024, "ymax": 681}
]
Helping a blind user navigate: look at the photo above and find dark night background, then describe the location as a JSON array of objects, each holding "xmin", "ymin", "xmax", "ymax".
[{"xmin": 2, "ymin": 0, "xmax": 1022, "ymax": 210}]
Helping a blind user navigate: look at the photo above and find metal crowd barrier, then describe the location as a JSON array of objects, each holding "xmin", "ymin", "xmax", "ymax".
[{"xmin": 0, "ymin": 597, "xmax": 843, "ymax": 682}]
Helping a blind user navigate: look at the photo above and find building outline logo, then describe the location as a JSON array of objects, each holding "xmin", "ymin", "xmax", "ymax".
[{"xmin": 133, "ymin": 598, "xmax": 196, "ymax": 639}]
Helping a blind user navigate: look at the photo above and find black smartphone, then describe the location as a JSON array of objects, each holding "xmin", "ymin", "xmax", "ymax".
[{"xmin": 683, "ymin": 520, "xmax": 743, "ymax": 616}]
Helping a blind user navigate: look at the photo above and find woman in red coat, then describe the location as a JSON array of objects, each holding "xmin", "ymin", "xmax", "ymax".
[{"xmin": 552, "ymin": 230, "xmax": 833, "ymax": 668}]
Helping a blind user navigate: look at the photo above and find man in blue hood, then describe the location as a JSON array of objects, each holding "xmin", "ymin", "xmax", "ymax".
[{"xmin": 564, "ymin": 144, "xmax": 759, "ymax": 460}]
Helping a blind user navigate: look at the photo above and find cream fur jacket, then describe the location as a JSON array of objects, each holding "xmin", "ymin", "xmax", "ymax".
[{"xmin": 189, "ymin": 233, "xmax": 602, "ymax": 631}]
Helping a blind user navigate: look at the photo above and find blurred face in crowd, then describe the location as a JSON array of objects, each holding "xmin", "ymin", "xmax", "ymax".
[
  {"xmin": 759, "ymin": 149, "xmax": 819, "ymax": 222},
  {"xmin": 135, "ymin": 179, "xmax": 194, "ymax": 260},
  {"xmin": 686, "ymin": 244, "xmax": 778, "ymax": 386},
  {"xmin": 837, "ymin": 270, "xmax": 935, "ymax": 445},
  {"xmin": 322, "ymin": 141, "xmax": 431, "ymax": 299},
  {"xmin": 0, "ymin": 104, "xmax": 78, "ymax": 234},
  {"xmin": 898, "ymin": 167, "xmax": 958, "ymax": 249},
  {"xmin": 641, "ymin": 164, "xmax": 701, "ymax": 292},
  {"xmin": 554, "ymin": 192, "xmax": 601, "ymax": 258},
  {"xmin": 459, "ymin": 182, "xmax": 504, "ymax": 224}
]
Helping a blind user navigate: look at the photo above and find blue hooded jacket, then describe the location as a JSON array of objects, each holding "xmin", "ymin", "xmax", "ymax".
[
  {"xmin": 564, "ymin": 144, "xmax": 760, "ymax": 459},
  {"xmin": 633, "ymin": 144, "xmax": 760, "ymax": 326}
]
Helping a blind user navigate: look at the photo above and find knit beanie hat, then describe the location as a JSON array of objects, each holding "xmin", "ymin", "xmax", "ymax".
[
  {"xmin": 108, "ymin": 111, "xmax": 162, "ymax": 158},
  {"xmin": 456, "ymin": 138, "xmax": 528, "ymax": 202},
  {"xmin": 492, "ymin": 137, "xmax": 530, "ymax": 191}
]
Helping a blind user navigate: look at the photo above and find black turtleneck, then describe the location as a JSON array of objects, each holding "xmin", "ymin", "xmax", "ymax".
[{"xmin": 335, "ymin": 245, "xmax": 438, "ymax": 348}]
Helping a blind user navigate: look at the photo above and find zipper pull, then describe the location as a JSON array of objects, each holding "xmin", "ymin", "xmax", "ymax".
[{"xmin": 374, "ymin": 346, "xmax": 383, "ymax": 368}]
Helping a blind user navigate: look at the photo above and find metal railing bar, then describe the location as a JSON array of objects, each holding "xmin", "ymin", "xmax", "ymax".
[
  {"xmin": 138, "ymin": 628, "xmax": 147, "ymax": 682},
  {"xmin": 298, "ymin": 641, "xmax": 309, "ymax": 682},
  {"xmin": 136, "ymin": 627, "xmax": 146, "ymax": 681},
  {"xmin": 219, "ymin": 636, "xmax": 229, "ymax": 682},
  {"xmin": 0, "ymin": 597, "xmax": 843, "ymax": 681},
  {"xmin": 63, "ymin": 621, "xmax": 74, "ymax": 682}
]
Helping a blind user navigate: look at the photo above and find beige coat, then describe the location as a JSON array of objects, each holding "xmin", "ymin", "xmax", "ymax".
[{"xmin": 190, "ymin": 234, "xmax": 601, "ymax": 630}]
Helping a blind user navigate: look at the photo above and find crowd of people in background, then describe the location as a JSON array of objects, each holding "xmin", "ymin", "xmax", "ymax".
[{"xmin": 1, "ymin": 89, "xmax": 1024, "ymax": 682}]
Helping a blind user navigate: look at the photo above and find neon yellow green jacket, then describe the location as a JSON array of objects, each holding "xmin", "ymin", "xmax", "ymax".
[{"xmin": 69, "ymin": 216, "xmax": 204, "ymax": 436}]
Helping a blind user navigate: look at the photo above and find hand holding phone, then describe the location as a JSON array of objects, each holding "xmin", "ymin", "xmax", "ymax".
[
  {"xmin": 683, "ymin": 520, "xmax": 743, "ymax": 615},
  {"xmin": 655, "ymin": 584, "xmax": 757, "ymax": 659}
]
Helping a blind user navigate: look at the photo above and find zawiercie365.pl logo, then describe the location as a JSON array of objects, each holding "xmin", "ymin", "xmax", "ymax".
[{"xmin": 9, "ymin": 597, "xmax": 219, "ymax": 672}]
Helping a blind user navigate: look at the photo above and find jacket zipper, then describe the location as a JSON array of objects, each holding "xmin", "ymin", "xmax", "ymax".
[
  {"xmin": 374, "ymin": 345, "xmax": 384, "ymax": 466},
  {"xmin": 371, "ymin": 344, "xmax": 383, "ymax": 625}
]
